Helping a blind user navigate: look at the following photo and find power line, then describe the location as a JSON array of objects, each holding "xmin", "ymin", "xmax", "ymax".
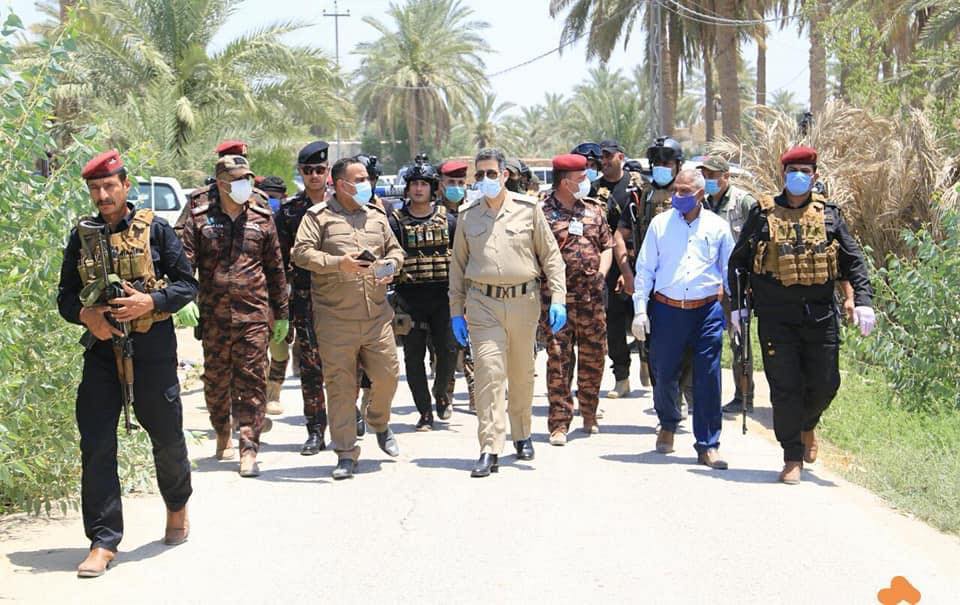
[{"xmin": 660, "ymin": 0, "xmax": 801, "ymax": 27}]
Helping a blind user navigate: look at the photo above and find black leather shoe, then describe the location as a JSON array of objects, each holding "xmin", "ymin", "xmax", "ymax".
[
  {"xmin": 436, "ymin": 396, "xmax": 452, "ymax": 420},
  {"xmin": 332, "ymin": 458, "xmax": 357, "ymax": 480},
  {"xmin": 376, "ymin": 427, "xmax": 400, "ymax": 457},
  {"xmin": 300, "ymin": 421, "xmax": 325, "ymax": 456},
  {"xmin": 356, "ymin": 406, "xmax": 366, "ymax": 437},
  {"xmin": 415, "ymin": 413, "xmax": 434, "ymax": 432},
  {"xmin": 470, "ymin": 453, "xmax": 499, "ymax": 477},
  {"xmin": 514, "ymin": 438, "xmax": 535, "ymax": 460}
]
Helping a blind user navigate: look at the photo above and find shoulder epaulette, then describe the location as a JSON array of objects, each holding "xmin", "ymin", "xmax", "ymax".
[
  {"xmin": 249, "ymin": 203, "xmax": 272, "ymax": 218},
  {"xmin": 459, "ymin": 197, "xmax": 481, "ymax": 212},
  {"xmin": 757, "ymin": 195, "xmax": 776, "ymax": 212},
  {"xmin": 307, "ymin": 201, "xmax": 328, "ymax": 215},
  {"xmin": 366, "ymin": 203, "xmax": 387, "ymax": 216},
  {"xmin": 192, "ymin": 203, "xmax": 210, "ymax": 216},
  {"xmin": 581, "ymin": 196, "xmax": 605, "ymax": 208},
  {"xmin": 511, "ymin": 192, "xmax": 538, "ymax": 205},
  {"xmin": 190, "ymin": 184, "xmax": 213, "ymax": 201}
]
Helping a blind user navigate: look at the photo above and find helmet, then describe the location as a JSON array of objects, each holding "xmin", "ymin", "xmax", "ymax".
[
  {"xmin": 354, "ymin": 154, "xmax": 382, "ymax": 180},
  {"xmin": 623, "ymin": 159, "xmax": 645, "ymax": 174},
  {"xmin": 403, "ymin": 162, "xmax": 439, "ymax": 193},
  {"xmin": 571, "ymin": 142, "xmax": 601, "ymax": 161},
  {"xmin": 647, "ymin": 136, "xmax": 684, "ymax": 166}
]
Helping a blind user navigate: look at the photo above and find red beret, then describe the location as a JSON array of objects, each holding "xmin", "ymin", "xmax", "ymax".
[
  {"xmin": 215, "ymin": 139, "xmax": 248, "ymax": 157},
  {"xmin": 81, "ymin": 149, "xmax": 124, "ymax": 180},
  {"xmin": 552, "ymin": 153, "xmax": 587, "ymax": 172},
  {"xmin": 780, "ymin": 145, "xmax": 817, "ymax": 166},
  {"xmin": 439, "ymin": 160, "xmax": 468, "ymax": 177}
]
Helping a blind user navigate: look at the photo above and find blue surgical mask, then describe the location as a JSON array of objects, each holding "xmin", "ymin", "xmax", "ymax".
[
  {"xmin": 352, "ymin": 181, "xmax": 373, "ymax": 205},
  {"xmin": 479, "ymin": 177, "xmax": 501, "ymax": 199},
  {"xmin": 785, "ymin": 171, "xmax": 813, "ymax": 196},
  {"xmin": 672, "ymin": 193, "xmax": 699, "ymax": 215},
  {"xmin": 444, "ymin": 185, "xmax": 465, "ymax": 203},
  {"xmin": 652, "ymin": 166, "xmax": 674, "ymax": 187},
  {"xmin": 585, "ymin": 168, "xmax": 599, "ymax": 182},
  {"xmin": 705, "ymin": 179, "xmax": 721, "ymax": 196}
]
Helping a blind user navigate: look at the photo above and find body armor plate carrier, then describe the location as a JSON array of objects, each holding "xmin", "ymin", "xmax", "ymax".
[{"xmin": 753, "ymin": 195, "xmax": 840, "ymax": 287}]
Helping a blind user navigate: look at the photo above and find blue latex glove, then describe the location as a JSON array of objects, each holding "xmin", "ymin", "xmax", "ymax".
[
  {"xmin": 451, "ymin": 315, "xmax": 469, "ymax": 347},
  {"xmin": 173, "ymin": 302, "xmax": 199, "ymax": 328},
  {"xmin": 548, "ymin": 303, "xmax": 567, "ymax": 333},
  {"xmin": 271, "ymin": 319, "xmax": 289, "ymax": 344}
]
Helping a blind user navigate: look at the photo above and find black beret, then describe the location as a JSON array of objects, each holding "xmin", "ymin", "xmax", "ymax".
[{"xmin": 298, "ymin": 141, "xmax": 329, "ymax": 165}]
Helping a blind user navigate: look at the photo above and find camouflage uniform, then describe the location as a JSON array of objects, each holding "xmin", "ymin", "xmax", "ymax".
[
  {"xmin": 173, "ymin": 183, "xmax": 270, "ymax": 238},
  {"xmin": 540, "ymin": 193, "xmax": 614, "ymax": 433},
  {"xmin": 181, "ymin": 186, "xmax": 288, "ymax": 454},
  {"xmin": 275, "ymin": 191, "xmax": 327, "ymax": 425}
]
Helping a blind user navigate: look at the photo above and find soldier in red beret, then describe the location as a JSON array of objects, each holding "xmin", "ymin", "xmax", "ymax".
[
  {"xmin": 728, "ymin": 145, "xmax": 875, "ymax": 484},
  {"xmin": 57, "ymin": 150, "xmax": 197, "ymax": 577},
  {"xmin": 215, "ymin": 139, "xmax": 248, "ymax": 157},
  {"xmin": 541, "ymin": 154, "xmax": 614, "ymax": 445}
]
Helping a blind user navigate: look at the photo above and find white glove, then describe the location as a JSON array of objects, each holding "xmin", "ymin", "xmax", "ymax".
[
  {"xmin": 730, "ymin": 309, "xmax": 747, "ymax": 338},
  {"xmin": 853, "ymin": 306, "xmax": 876, "ymax": 337},
  {"xmin": 631, "ymin": 313, "xmax": 650, "ymax": 341}
]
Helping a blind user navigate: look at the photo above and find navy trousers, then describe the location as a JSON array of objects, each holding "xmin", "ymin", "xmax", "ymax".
[{"xmin": 649, "ymin": 299, "xmax": 724, "ymax": 452}]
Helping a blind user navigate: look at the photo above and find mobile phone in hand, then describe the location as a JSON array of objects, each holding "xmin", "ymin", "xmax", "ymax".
[
  {"xmin": 357, "ymin": 249, "xmax": 377, "ymax": 263},
  {"xmin": 374, "ymin": 261, "xmax": 395, "ymax": 279}
]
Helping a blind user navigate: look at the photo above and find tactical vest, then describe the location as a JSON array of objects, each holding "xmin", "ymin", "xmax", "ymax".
[
  {"xmin": 76, "ymin": 209, "xmax": 171, "ymax": 333},
  {"xmin": 395, "ymin": 206, "xmax": 451, "ymax": 285},
  {"xmin": 594, "ymin": 171, "xmax": 646, "ymax": 229},
  {"xmin": 753, "ymin": 195, "xmax": 840, "ymax": 287}
]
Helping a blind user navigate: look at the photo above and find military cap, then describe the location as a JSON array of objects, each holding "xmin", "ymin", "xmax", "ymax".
[
  {"xmin": 438, "ymin": 160, "xmax": 468, "ymax": 177},
  {"xmin": 505, "ymin": 157, "xmax": 523, "ymax": 175},
  {"xmin": 82, "ymin": 149, "xmax": 124, "ymax": 180},
  {"xmin": 599, "ymin": 139, "xmax": 624, "ymax": 153},
  {"xmin": 259, "ymin": 175, "xmax": 286, "ymax": 196},
  {"xmin": 780, "ymin": 145, "xmax": 818, "ymax": 167},
  {"xmin": 552, "ymin": 153, "xmax": 587, "ymax": 172},
  {"xmin": 298, "ymin": 141, "xmax": 329, "ymax": 165},
  {"xmin": 215, "ymin": 139, "xmax": 248, "ymax": 157},
  {"xmin": 698, "ymin": 156, "xmax": 730, "ymax": 172},
  {"xmin": 215, "ymin": 154, "xmax": 254, "ymax": 177}
]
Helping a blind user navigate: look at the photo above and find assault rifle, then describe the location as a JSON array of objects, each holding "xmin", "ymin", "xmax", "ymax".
[
  {"xmin": 733, "ymin": 268, "xmax": 751, "ymax": 435},
  {"xmin": 77, "ymin": 221, "xmax": 138, "ymax": 434}
]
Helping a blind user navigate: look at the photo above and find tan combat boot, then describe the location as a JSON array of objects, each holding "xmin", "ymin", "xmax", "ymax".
[
  {"xmin": 77, "ymin": 547, "xmax": 115, "ymax": 578},
  {"xmin": 656, "ymin": 428, "xmax": 675, "ymax": 454},
  {"xmin": 607, "ymin": 379, "xmax": 630, "ymax": 399},
  {"xmin": 239, "ymin": 450, "xmax": 259, "ymax": 477},
  {"xmin": 549, "ymin": 429, "xmax": 567, "ymax": 446},
  {"xmin": 265, "ymin": 381, "xmax": 283, "ymax": 415},
  {"xmin": 779, "ymin": 461, "xmax": 803, "ymax": 485},
  {"xmin": 215, "ymin": 429, "xmax": 235, "ymax": 460},
  {"xmin": 801, "ymin": 430, "xmax": 819, "ymax": 463},
  {"xmin": 163, "ymin": 505, "xmax": 189, "ymax": 545}
]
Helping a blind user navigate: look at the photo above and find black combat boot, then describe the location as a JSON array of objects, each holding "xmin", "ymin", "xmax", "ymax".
[
  {"xmin": 300, "ymin": 415, "xmax": 325, "ymax": 456},
  {"xmin": 356, "ymin": 406, "xmax": 366, "ymax": 437}
]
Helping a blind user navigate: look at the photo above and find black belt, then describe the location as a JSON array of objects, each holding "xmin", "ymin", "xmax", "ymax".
[{"xmin": 473, "ymin": 279, "xmax": 539, "ymax": 299}]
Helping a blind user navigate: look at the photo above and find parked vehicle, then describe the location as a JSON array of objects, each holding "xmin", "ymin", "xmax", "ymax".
[{"xmin": 127, "ymin": 177, "xmax": 188, "ymax": 226}]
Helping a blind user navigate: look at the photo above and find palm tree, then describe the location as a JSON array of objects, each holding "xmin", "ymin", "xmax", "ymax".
[
  {"xmin": 23, "ymin": 0, "xmax": 347, "ymax": 178},
  {"xmin": 769, "ymin": 88, "xmax": 803, "ymax": 116},
  {"xmin": 467, "ymin": 93, "xmax": 515, "ymax": 149},
  {"xmin": 352, "ymin": 0, "xmax": 490, "ymax": 158},
  {"xmin": 567, "ymin": 66, "xmax": 651, "ymax": 154}
]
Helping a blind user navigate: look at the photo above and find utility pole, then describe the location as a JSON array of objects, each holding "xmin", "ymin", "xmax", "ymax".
[
  {"xmin": 324, "ymin": 0, "xmax": 350, "ymax": 159},
  {"xmin": 647, "ymin": 0, "xmax": 663, "ymax": 141}
]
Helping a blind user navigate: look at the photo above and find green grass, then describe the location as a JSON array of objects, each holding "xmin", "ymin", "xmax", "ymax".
[
  {"xmin": 819, "ymin": 367, "xmax": 960, "ymax": 535},
  {"xmin": 720, "ymin": 321, "xmax": 764, "ymax": 371}
]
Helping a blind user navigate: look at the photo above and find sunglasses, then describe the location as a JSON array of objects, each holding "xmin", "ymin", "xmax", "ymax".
[
  {"xmin": 474, "ymin": 169, "xmax": 500, "ymax": 180},
  {"xmin": 300, "ymin": 164, "xmax": 328, "ymax": 176}
]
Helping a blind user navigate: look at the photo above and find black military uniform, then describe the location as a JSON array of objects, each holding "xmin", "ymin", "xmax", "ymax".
[
  {"xmin": 728, "ymin": 146, "xmax": 872, "ymax": 482},
  {"xmin": 58, "ymin": 153, "xmax": 196, "ymax": 557},
  {"xmin": 387, "ymin": 162, "xmax": 458, "ymax": 430}
]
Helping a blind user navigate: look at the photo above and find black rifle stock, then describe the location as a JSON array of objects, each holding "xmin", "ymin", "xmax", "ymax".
[{"xmin": 733, "ymin": 268, "xmax": 752, "ymax": 435}]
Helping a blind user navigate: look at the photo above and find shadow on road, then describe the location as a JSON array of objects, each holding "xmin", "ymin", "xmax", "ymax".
[
  {"xmin": 687, "ymin": 467, "xmax": 837, "ymax": 487},
  {"xmin": 411, "ymin": 457, "xmax": 534, "ymax": 473},
  {"xmin": 6, "ymin": 540, "xmax": 173, "ymax": 574},
  {"xmin": 600, "ymin": 452, "xmax": 701, "ymax": 465}
]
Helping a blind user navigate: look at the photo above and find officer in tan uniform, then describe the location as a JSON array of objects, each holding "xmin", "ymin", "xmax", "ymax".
[
  {"xmin": 292, "ymin": 157, "xmax": 405, "ymax": 480},
  {"xmin": 449, "ymin": 148, "xmax": 567, "ymax": 478}
]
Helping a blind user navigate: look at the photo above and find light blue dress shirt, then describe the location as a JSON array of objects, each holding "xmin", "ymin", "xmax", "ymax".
[{"xmin": 632, "ymin": 207, "xmax": 735, "ymax": 313}]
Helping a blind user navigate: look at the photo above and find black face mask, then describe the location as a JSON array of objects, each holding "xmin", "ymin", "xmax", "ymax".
[{"xmin": 506, "ymin": 179, "xmax": 523, "ymax": 193}]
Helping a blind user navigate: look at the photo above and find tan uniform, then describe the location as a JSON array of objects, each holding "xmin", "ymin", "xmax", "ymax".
[
  {"xmin": 291, "ymin": 196, "xmax": 405, "ymax": 461},
  {"xmin": 449, "ymin": 190, "xmax": 566, "ymax": 454}
]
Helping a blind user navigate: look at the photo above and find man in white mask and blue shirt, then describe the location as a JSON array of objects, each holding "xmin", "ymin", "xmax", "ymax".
[{"xmin": 632, "ymin": 168, "xmax": 735, "ymax": 469}]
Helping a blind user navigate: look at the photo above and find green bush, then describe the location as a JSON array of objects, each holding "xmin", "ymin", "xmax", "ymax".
[
  {"xmin": 849, "ymin": 210, "xmax": 960, "ymax": 414},
  {"xmin": 0, "ymin": 12, "xmax": 152, "ymax": 515}
]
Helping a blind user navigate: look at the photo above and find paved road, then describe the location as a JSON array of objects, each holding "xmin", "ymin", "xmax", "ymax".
[{"xmin": 2, "ymin": 332, "xmax": 958, "ymax": 604}]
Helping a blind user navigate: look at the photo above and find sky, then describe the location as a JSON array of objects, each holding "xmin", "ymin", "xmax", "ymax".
[{"xmin": 7, "ymin": 0, "xmax": 811, "ymax": 111}]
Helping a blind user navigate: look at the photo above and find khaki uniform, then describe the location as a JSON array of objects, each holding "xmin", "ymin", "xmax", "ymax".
[
  {"xmin": 449, "ymin": 191, "xmax": 566, "ymax": 454},
  {"xmin": 292, "ymin": 196, "xmax": 405, "ymax": 461}
]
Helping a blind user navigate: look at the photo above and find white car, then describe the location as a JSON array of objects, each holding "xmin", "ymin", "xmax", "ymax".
[{"xmin": 127, "ymin": 177, "xmax": 188, "ymax": 226}]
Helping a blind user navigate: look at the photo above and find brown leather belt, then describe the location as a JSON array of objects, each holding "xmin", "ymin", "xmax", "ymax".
[
  {"xmin": 653, "ymin": 292, "xmax": 720, "ymax": 310},
  {"xmin": 471, "ymin": 279, "xmax": 539, "ymax": 299}
]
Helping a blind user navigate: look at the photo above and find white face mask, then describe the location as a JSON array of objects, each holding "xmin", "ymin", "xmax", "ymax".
[
  {"xmin": 571, "ymin": 178, "xmax": 590, "ymax": 200},
  {"xmin": 228, "ymin": 178, "xmax": 253, "ymax": 204}
]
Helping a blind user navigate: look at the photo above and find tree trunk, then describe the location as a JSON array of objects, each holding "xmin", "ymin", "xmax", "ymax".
[
  {"xmin": 659, "ymin": 8, "xmax": 674, "ymax": 135},
  {"xmin": 808, "ymin": 0, "xmax": 828, "ymax": 115},
  {"xmin": 665, "ymin": 9, "xmax": 681, "ymax": 134},
  {"xmin": 704, "ymin": 29, "xmax": 716, "ymax": 142},
  {"xmin": 715, "ymin": 0, "xmax": 741, "ymax": 142},
  {"xmin": 755, "ymin": 27, "xmax": 767, "ymax": 106}
]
